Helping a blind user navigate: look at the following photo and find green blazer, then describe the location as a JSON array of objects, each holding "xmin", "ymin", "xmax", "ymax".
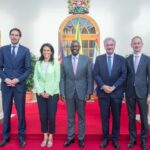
[{"xmin": 34, "ymin": 59, "xmax": 60, "ymax": 95}]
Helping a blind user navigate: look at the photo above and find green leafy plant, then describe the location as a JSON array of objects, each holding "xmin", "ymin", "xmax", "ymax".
[{"xmin": 26, "ymin": 52, "xmax": 37, "ymax": 91}]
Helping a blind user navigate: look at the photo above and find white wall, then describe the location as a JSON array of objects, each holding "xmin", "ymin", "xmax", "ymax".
[{"xmin": 0, "ymin": 0, "xmax": 150, "ymax": 57}]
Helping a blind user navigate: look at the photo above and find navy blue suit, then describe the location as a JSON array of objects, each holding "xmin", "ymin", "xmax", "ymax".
[
  {"xmin": 93, "ymin": 54, "xmax": 126, "ymax": 142},
  {"xmin": 0, "ymin": 44, "xmax": 31, "ymax": 141}
]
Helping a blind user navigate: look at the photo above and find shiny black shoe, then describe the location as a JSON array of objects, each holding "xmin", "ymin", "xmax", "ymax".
[
  {"xmin": 127, "ymin": 140, "xmax": 136, "ymax": 148},
  {"xmin": 141, "ymin": 142, "xmax": 148, "ymax": 150},
  {"xmin": 79, "ymin": 140, "xmax": 85, "ymax": 148},
  {"xmin": 19, "ymin": 139, "xmax": 26, "ymax": 147},
  {"xmin": 112, "ymin": 141, "xmax": 120, "ymax": 150},
  {"xmin": 0, "ymin": 139, "xmax": 9, "ymax": 147},
  {"xmin": 100, "ymin": 140, "xmax": 109, "ymax": 148},
  {"xmin": 64, "ymin": 138, "xmax": 75, "ymax": 147}
]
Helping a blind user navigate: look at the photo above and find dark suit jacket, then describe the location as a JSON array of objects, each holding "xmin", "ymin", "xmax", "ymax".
[
  {"xmin": 93, "ymin": 54, "xmax": 127, "ymax": 99},
  {"xmin": 0, "ymin": 44, "xmax": 31, "ymax": 92},
  {"xmin": 125, "ymin": 54, "xmax": 150, "ymax": 99},
  {"xmin": 60, "ymin": 55, "xmax": 93, "ymax": 100}
]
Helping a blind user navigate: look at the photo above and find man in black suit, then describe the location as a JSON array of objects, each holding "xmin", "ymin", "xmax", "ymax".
[
  {"xmin": 93, "ymin": 37, "xmax": 127, "ymax": 149},
  {"xmin": 126, "ymin": 36, "xmax": 150, "ymax": 150}
]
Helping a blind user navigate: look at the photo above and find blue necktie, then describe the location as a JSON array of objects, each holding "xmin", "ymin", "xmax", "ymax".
[
  {"xmin": 12, "ymin": 45, "xmax": 16, "ymax": 58},
  {"xmin": 107, "ymin": 55, "xmax": 112, "ymax": 76}
]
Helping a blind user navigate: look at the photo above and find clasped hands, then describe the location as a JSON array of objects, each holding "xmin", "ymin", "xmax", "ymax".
[
  {"xmin": 40, "ymin": 92, "xmax": 50, "ymax": 99},
  {"xmin": 102, "ymin": 85, "xmax": 115, "ymax": 94},
  {"xmin": 4, "ymin": 78, "xmax": 19, "ymax": 87}
]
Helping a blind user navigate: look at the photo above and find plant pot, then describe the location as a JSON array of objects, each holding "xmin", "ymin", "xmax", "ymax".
[{"xmin": 26, "ymin": 91, "xmax": 33, "ymax": 101}]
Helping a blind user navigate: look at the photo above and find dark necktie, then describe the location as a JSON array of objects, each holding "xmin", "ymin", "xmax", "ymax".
[{"xmin": 12, "ymin": 45, "xmax": 16, "ymax": 58}]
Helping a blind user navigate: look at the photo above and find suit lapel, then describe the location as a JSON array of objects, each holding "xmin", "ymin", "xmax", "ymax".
[
  {"xmin": 13, "ymin": 45, "xmax": 21, "ymax": 66},
  {"xmin": 104, "ymin": 54, "xmax": 109, "ymax": 76},
  {"xmin": 39, "ymin": 61, "xmax": 46, "ymax": 78},
  {"xmin": 111, "ymin": 54, "xmax": 117, "ymax": 76},
  {"xmin": 11, "ymin": 45, "xmax": 22, "ymax": 67},
  {"xmin": 68, "ymin": 55, "xmax": 75, "ymax": 76},
  {"xmin": 129, "ymin": 55, "xmax": 135, "ymax": 74},
  {"xmin": 136, "ymin": 54, "xmax": 144, "ymax": 74},
  {"xmin": 8, "ymin": 45, "xmax": 12, "ymax": 61},
  {"xmin": 8, "ymin": 45, "xmax": 16, "ymax": 67},
  {"xmin": 75, "ymin": 55, "xmax": 81, "ymax": 76}
]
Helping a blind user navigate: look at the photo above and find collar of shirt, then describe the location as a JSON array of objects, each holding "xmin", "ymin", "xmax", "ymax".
[
  {"xmin": 133, "ymin": 53, "xmax": 142, "ymax": 57},
  {"xmin": 106, "ymin": 53, "xmax": 114, "ymax": 66},
  {"xmin": 72, "ymin": 54, "xmax": 79, "ymax": 60},
  {"xmin": 11, "ymin": 43, "xmax": 19, "ymax": 55},
  {"xmin": 106, "ymin": 53, "xmax": 114, "ymax": 59},
  {"xmin": 133, "ymin": 53, "xmax": 142, "ymax": 62},
  {"xmin": 11, "ymin": 43, "xmax": 19, "ymax": 49}
]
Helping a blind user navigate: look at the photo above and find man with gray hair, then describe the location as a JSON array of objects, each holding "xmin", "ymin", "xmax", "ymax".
[{"xmin": 93, "ymin": 37, "xmax": 127, "ymax": 149}]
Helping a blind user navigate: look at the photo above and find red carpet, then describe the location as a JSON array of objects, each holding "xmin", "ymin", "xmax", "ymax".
[{"xmin": 0, "ymin": 100, "xmax": 150, "ymax": 150}]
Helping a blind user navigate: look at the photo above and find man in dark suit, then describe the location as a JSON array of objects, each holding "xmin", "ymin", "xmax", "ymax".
[
  {"xmin": 93, "ymin": 37, "xmax": 126, "ymax": 149},
  {"xmin": 126, "ymin": 36, "xmax": 150, "ymax": 150},
  {"xmin": 60, "ymin": 40, "xmax": 93, "ymax": 148},
  {"xmin": 0, "ymin": 28, "xmax": 31, "ymax": 147}
]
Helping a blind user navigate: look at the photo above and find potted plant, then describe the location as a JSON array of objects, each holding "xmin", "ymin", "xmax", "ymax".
[{"xmin": 26, "ymin": 52, "xmax": 37, "ymax": 101}]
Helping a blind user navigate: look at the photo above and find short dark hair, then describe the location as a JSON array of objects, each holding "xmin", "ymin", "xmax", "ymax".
[
  {"xmin": 9, "ymin": 28, "xmax": 22, "ymax": 37},
  {"xmin": 39, "ymin": 43, "xmax": 54, "ymax": 63},
  {"xmin": 71, "ymin": 40, "xmax": 80, "ymax": 46}
]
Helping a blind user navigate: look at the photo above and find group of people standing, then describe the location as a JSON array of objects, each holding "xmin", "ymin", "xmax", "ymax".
[{"xmin": 0, "ymin": 28, "xmax": 149, "ymax": 150}]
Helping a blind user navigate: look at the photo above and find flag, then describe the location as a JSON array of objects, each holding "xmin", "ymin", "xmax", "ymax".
[
  {"xmin": 93, "ymin": 36, "xmax": 99, "ymax": 64},
  {"xmin": 75, "ymin": 18, "xmax": 83, "ymax": 54},
  {"xmin": 58, "ymin": 32, "xmax": 64, "ymax": 62},
  {"xmin": 93, "ymin": 36, "xmax": 100, "ymax": 91}
]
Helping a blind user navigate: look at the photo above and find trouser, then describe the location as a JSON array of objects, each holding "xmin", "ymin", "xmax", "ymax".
[
  {"xmin": 66, "ymin": 91, "xmax": 86, "ymax": 140},
  {"xmin": 36, "ymin": 94, "xmax": 59, "ymax": 134}
]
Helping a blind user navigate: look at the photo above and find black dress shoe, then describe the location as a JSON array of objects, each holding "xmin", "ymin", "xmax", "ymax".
[
  {"xmin": 127, "ymin": 140, "xmax": 136, "ymax": 148},
  {"xmin": 19, "ymin": 139, "xmax": 26, "ymax": 147},
  {"xmin": 0, "ymin": 139, "xmax": 9, "ymax": 147},
  {"xmin": 100, "ymin": 140, "xmax": 109, "ymax": 148},
  {"xmin": 112, "ymin": 141, "xmax": 120, "ymax": 150},
  {"xmin": 141, "ymin": 143, "xmax": 148, "ymax": 150},
  {"xmin": 64, "ymin": 138, "xmax": 75, "ymax": 147},
  {"xmin": 79, "ymin": 140, "xmax": 85, "ymax": 148}
]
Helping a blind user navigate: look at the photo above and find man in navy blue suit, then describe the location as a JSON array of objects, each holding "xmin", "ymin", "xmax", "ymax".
[
  {"xmin": 0, "ymin": 28, "xmax": 31, "ymax": 147},
  {"xmin": 93, "ymin": 37, "xmax": 126, "ymax": 149}
]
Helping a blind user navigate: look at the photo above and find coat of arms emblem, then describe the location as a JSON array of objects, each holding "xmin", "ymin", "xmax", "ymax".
[{"xmin": 68, "ymin": 0, "xmax": 90, "ymax": 14}]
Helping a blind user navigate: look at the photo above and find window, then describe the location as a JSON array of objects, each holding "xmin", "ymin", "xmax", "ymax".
[{"xmin": 59, "ymin": 14, "xmax": 100, "ymax": 61}]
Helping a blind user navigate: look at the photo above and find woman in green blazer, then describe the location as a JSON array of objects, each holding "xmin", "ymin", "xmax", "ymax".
[{"xmin": 34, "ymin": 43, "xmax": 60, "ymax": 147}]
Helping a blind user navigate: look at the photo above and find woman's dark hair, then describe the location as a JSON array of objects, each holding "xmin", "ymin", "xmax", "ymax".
[
  {"xmin": 39, "ymin": 43, "xmax": 54, "ymax": 63},
  {"xmin": 9, "ymin": 28, "xmax": 22, "ymax": 37}
]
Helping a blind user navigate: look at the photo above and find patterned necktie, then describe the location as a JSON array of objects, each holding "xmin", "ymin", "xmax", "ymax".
[
  {"xmin": 12, "ymin": 45, "xmax": 16, "ymax": 58},
  {"xmin": 134, "ymin": 55, "xmax": 139, "ymax": 73},
  {"xmin": 72, "ymin": 56, "xmax": 77, "ymax": 75},
  {"xmin": 107, "ymin": 55, "xmax": 112, "ymax": 76}
]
